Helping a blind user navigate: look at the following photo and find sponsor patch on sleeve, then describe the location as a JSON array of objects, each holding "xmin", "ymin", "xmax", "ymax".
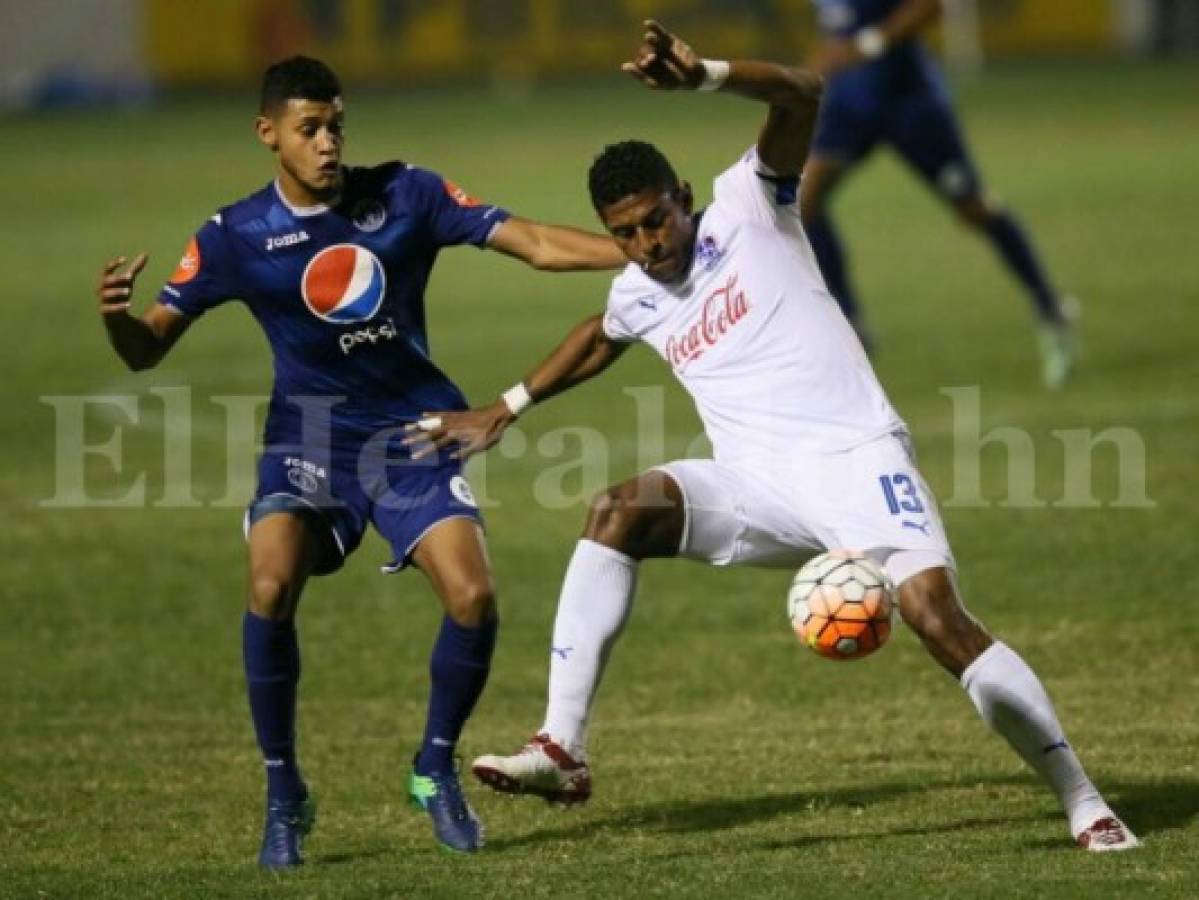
[
  {"xmin": 442, "ymin": 178, "xmax": 482, "ymax": 208},
  {"xmin": 169, "ymin": 236, "xmax": 201, "ymax": 284}
]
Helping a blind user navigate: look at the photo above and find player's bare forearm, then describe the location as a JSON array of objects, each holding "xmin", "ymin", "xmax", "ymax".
[
  {"xmin": 104, "ymin": 312, "xmax": 168, "ymax": 371},
  {"xmin": 522, "ymin": 314, "xmax": 626, "ymax": 404},
  {"xmin": 490, "ymin": 217, "xmax": 625, "ymax": 272},
  {"xmin": 96, "ymin": 255, "xmax": 188, "ymax": 371},
  {"xmin": 622, "ymin": 22, "xmax": 821, "ymax": 176},
  {"xmin": 406, "ymin": 314, "xmax": 625, "ymax": 460}
]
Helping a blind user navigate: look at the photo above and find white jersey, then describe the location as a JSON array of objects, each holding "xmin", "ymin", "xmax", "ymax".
[{"xmin": 602, "ymin": 147, "xmax": 904, "ymax": 462}]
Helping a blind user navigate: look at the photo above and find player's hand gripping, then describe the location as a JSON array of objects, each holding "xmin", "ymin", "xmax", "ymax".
[
  {"xmin": 97, "ymin": 253, "xmax": 148, "ymax": 316},
  {"xmin": 402, "ymin": 402, "xmax": 517, "ymax": 462},
  {"xmin": 621, "ymin": 20, "xmax": 705, "ymax": 90}
]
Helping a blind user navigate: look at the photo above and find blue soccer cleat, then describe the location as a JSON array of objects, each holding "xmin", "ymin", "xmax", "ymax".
[
  {"xmin": 257, "ymin": 795, "xmax": 317, "ymax": 869},
  {"xmin": 407, "ymin": 761, "xmax": 484, "ymax": 853}
]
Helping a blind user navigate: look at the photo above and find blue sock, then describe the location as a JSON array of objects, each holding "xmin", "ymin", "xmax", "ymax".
[
  {"xmin": 242, "ymin": 611, "xmax": 305, "ymax": 802},
  {"xmin": 805, "ymin": 214, "xmax": 862, "ymax": 325},
  {"xmin": 982, "ymin": 210, "xmax": 1062, "ymax": 322},
  {"xmin": 415, "ymin": 615, "xmax": 498, "ymax": 775}
]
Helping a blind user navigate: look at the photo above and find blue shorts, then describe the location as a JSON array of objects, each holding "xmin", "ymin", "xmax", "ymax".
[
  {"xmin": 812, "ymin": 87, "xmax": 981, "ymax": 200},
  {"xmin": 245, "ymin": 436, "xmax": 482, "ymax": 576}
]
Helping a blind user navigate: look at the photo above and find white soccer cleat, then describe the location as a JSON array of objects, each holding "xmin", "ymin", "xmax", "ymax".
[
  {"xmin": 1075, "ymin": 816, "xmax": 1140, "ymax": 853},
  {"xmin": 472, "ymin": 734, "xmax": 592, "ymax": 805}
]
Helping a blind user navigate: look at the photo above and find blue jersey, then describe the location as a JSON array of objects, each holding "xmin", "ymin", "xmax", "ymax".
[
  {"xmin": 158, "ymin": 162, "xmax": 510, "ymax": 448},
  {"xmin": 812, "ymin": 0, "xmax": 948, "ymax": 111}
]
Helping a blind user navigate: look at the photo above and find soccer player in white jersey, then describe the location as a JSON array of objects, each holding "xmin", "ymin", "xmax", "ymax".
[{"xmin": 410, "ymin": 22, "xmax": 1137, "ymax": 852}]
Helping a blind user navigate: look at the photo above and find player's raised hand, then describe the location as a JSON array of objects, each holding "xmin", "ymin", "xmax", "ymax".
[
  {"xmin": 621, "ymin": 20, "xmax": 704, "ymax": 90},
  {"xmin": 97, "ymin": 253, "xmax": 148, "ymax": 316},
  {"xmin": 402, "ymin": 402, "xmax": 517, "ymax": 462}
]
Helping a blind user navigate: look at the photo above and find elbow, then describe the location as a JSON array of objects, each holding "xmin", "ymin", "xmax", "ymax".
[
  {"xmin": 779, "ymin": 68, "xmax": 823, "ymax": 113},
  {"xmin": 123, "ymin": 350, "xmax": 161, "ymax": 373}
]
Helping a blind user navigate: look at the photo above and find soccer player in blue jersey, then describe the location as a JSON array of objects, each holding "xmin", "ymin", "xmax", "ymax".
[
  {"xmin": 802, "ymin": 0, "xmax": 1077, "ymax": 386},
  {"xmin": 94, "ymin": 56, "xmax": 624, "ymax": 863}
]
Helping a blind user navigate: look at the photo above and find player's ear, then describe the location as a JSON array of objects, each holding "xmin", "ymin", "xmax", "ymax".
[
  {"xmin": 676, "ymin": 181, "xmax": 694, "ymax": 215},
  {"xmin": 255, "ymin": 115, "xmax": 279, "ymax": 151}
]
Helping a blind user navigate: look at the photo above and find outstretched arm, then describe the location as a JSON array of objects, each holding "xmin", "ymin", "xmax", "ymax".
[
  {"xmin": 97, "ymin": 254, "xmax": 190, "ymax": 371},
  {"xmin": 622, "ymin": 20, "xmax": 823, "ymax": 177},
  {"xmin": 406, "ymin": 314, "xmax": 627, "ymax": 460},
  {"xmin": 489, "ymin": 216, "xmax": 627, "ymax": 271},
  {"xmin": 807, "ymin": 0, "xmax": 942, "ymax": 77}
]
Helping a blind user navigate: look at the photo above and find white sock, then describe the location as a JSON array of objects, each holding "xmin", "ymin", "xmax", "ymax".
[
  {"xmin": 540, "ymin": 539, "xmax": 638, "ymax": 756},
  {"xmin": 961, "ymin": 641, "xmax": 1110, "ymax": 837}
]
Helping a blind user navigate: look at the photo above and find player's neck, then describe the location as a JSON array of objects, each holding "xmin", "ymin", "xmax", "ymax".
[{"xmin": 274, "ymin": 170, "xmax": 341, "ymax": 213}]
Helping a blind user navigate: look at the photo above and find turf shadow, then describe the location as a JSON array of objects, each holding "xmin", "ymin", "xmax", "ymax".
[
  {"xmin": 1099, "ymin": 776, "xmax": 1199, "ymax": 837},
  {"xmin": 486, "ymin": 774, "xmax": 1041, "ymax": 851}
]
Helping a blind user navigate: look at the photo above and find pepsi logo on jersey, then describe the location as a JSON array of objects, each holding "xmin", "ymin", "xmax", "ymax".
[
  {"xmin": 338, "ymin": 318, "xmax": 398, "ymax": 355},
  {"xmin": 301, "ymin": 244, "xmax": 387, "ymax": 324}
]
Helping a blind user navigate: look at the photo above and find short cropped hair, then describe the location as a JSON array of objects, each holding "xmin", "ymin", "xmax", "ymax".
[
  {"xmin": 260, "ymin": 56, "xmax": 342, "ymax": 114},
  {"xmin": 588, "ymin": 140, "xmax": 680, "ymax": 212}
]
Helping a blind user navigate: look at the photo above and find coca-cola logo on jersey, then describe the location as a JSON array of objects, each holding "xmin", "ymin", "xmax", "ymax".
[{"xmin": 664, "ymin": 274, "xmax": 750, "ymax": 370}]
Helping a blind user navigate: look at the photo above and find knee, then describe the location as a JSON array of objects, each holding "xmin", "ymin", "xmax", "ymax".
[
  {"xmin": 441, "ymin": 578, "xmax": 496, "ymax": 627},
  {"xmin": 583, "ymin": 483, "xmax": 655, "ymax": 556},
  {"xmin": 953, "ymin": 193, "xmax": 998, "ymax": 231},
  {"xmin": 898, "ymin": 569, "xmax": 991, "ymax": 675},
  {"xmin": 248, "ymin": 572, "xmax": 299, "ymax": 621}
]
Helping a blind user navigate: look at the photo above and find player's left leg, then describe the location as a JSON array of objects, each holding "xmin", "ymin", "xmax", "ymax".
[
  {"xmin": 888, "ymin": 95, "xmax": 1077, "ymax": 387},
  {"xmin": 896, "ymin": 562, "xmax": 1139, "ymax": 851},
  {"xmin": 404, "ymin": 517, "xmax": 497, "ymax": 853}
]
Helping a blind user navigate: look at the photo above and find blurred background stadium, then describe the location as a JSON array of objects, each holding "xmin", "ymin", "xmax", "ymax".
[
  {"xmin": 2, "ymin": 2, "xmax": 1196, "ymax": 897},
  {"xmin": 2, "ymin": 0, "xmax": 1197, "ymax": 107}
]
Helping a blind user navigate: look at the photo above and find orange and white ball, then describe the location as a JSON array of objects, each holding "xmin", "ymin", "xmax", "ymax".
[{"xmin": 788, "ymin": 552, "xmax": 896, "ymax": 661}]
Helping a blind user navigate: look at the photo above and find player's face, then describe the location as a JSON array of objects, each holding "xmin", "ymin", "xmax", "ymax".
[
  {"xmin": 600, "ymin": 185, "xmax": 695, "ymax": 284},
  {"xmin": 258, "ymin": 98, "xmax": 345, "ymax": 204}
]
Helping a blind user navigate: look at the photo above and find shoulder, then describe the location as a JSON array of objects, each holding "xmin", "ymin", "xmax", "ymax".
[
  {"xmin": 345, "ymin": 160, "xmax": 408, "ymax": 193},
  {"xmin": 207, "ymin": 182, "xmax": 280, "ymax": 246},
  {"xmin": 607, "ymin": 265, "xmax": 654, "ymax": 306}
]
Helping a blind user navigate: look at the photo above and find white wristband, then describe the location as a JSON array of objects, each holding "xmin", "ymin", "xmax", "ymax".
[
  {"xmin": 501, "ymin": 382, "xmax": 533, "ymax": 417},
  {"xmin": 699, "ymin": 59, "xmax": 730, "ymax": 92},
  {"xmin": 854, "ymin": 27, "xmax": 887, "ymax": 60}
]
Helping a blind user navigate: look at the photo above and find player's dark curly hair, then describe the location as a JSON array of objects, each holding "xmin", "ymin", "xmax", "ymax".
[
  {"xmin": 588, "ymin": 140, "xmax": 680, "ymax": 212},
  {"xmin": 260, "ymin": 56, "xmax": 342, "ymax": 113}
]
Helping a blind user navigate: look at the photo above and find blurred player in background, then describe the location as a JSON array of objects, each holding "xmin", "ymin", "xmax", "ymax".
[
  {"xmin": 95, "ymin": 56, "xmax": 624, "ymax": 863},
  {"xmin": 803, "ymin": 0, "xmax": 1077, "ymax": 387},
  {"xmin": 415, "ymin": 22, "xmax": 1137, "ymax": 853}
]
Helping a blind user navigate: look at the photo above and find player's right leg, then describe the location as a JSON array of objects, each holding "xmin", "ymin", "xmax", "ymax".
[
  {"xmin": 472, "ymin": 470, "xmax": 687, "ymax": 804},
  {"xmin": 242, "ymin": 484, "xmax": 348, "ymax": 868},
  {"xmin": 895, "ymin": 564, "xmax": 1138, "ymax": 851}
]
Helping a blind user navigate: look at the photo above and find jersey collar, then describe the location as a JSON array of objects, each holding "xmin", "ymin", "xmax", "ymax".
[{"xmin": 272, "ymin": 179, "xmax": 340, "ymax": 217}]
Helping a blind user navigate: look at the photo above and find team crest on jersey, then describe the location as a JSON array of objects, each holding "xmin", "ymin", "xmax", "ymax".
[
  {"xmin": 301, "ymin": 244, "xmax": 386, "ymax": 324},
  {"xmin": 695, "ymin": 235, "xmax": 724, "ymax": 272},
  {"xmin": 450, "ymin": 475, "xmax": 477, "ymax": 508},
  {"xmin": 443, "ymin": 178, "xmax": 481, "ymax": 208},
  {"xmin": 169, "ymin": 237, "xmax": 201, "ymax": 284},
  {"xmin": 351, "ymin": 199, "xmax": 387, "ymax": 232}
]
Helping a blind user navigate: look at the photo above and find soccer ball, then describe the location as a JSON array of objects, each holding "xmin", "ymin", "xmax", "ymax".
[{"xmin": 787, "ymin": 552, "xmax": 896, "ymax": 661}]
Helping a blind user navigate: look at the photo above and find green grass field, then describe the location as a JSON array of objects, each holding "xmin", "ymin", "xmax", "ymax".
[{"xmin": 2, "ymin": 62, "xmax": 1197, "ymax": 898}]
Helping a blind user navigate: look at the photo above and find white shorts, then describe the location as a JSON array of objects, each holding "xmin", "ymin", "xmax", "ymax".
[{"xmin": 655, "ymin": 432, "xmax": 955, "ymax": 586}]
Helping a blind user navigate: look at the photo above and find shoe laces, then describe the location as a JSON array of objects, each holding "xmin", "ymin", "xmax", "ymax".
[
  {"xmin": 1087, "ymin": 818, "xmax": 1127, "ymax": 846},
  {"xmin": 429, "ymin": 771, "xmax": 471, "ymax": 822}
]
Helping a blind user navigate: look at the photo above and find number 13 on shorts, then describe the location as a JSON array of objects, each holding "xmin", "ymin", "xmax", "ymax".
[{"xmin": 879, "ymin": 472, "xmax": 925, "ymax": 516}]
